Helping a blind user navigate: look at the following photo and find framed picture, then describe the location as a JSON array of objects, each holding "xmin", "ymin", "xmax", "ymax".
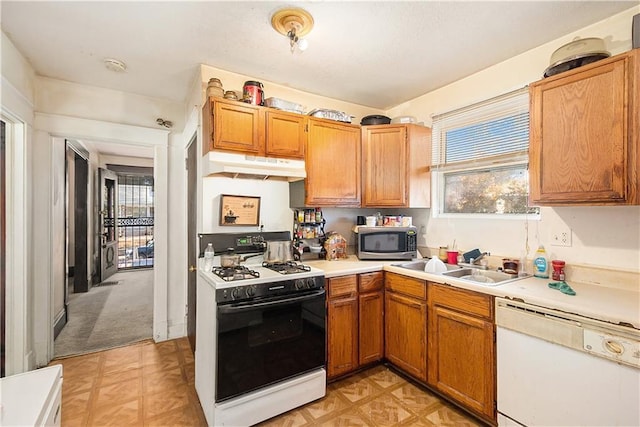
[{"xmin": 219, "ymin": 194, "xmax": 261, "ymax": 226}]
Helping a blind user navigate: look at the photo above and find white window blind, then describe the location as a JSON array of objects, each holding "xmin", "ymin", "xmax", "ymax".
[{"xmin": 432, "ymin": 87, "xmax": 529, "ymax": 169}]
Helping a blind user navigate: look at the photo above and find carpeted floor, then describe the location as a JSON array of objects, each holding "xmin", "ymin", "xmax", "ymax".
[{"xmin": 54, "ymin": 269, "xmax": 153, "ymax": 358}]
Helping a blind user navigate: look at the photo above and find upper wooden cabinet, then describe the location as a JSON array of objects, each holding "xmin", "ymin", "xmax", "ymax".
[
  {"xmin": 304, "ymin": 117, "xmax": 362, "ymax": 207},
  {"xmin": 362, "ymin": 124, "xmax": 432, "ymax": 208},
  {"xmin": 202, "ymin": 97, "xmax": 306, "ymax": 159},
  {"xmin": 265, "ymin": 110, "xmax": 306, "ymax": 158},
  {"xmin": 529, "ymin": 49, "xmax": 640, "ymax": 205}
]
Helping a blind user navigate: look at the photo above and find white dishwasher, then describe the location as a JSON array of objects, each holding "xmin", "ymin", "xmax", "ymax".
[{"xmin": 496, "ymin": 298, "xmax": 640, "ymax": 427}]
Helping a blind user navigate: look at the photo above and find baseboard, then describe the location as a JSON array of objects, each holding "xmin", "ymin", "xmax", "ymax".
[
  {"xmin": 25, "ymin": 350, "xmax": 36, "ymax": 371},
  {"xmin": 53, "ymin": 307, "xmax": 67, "ymax": 339},
  {"xmin": 167, "ymin": 321, "xmax": 186, "ymax": 341}
]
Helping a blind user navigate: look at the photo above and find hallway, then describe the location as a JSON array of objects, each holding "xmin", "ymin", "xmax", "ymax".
[{"xmin": 54, "ymin": 269, "xmax": 153, "ymax": 358}]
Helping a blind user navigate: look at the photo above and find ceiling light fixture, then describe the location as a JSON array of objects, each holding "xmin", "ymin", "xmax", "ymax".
[
  {"xmin": 271, "ymin": 8, "xmax": 314, "ymax": 54},
  {"xmin": 104, "ymin": 58, "xmax": 127, "ymax": 72}
]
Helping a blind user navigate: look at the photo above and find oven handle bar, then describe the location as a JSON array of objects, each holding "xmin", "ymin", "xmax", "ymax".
[{"xmin": 218, "ymin": 289, "xmax": 325, "ymax": 313}]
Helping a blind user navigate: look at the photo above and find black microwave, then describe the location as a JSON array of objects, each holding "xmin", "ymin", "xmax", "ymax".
[{"xmin": 355, "ymin": 226, "xmax": 417, "ymax": 260}]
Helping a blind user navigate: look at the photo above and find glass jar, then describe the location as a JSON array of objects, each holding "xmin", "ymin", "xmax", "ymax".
[
  {"xmin": 439, "ymin": 246, "xmax": 448, "ymax": 262},
  {"xmin": 206, "ymin": 78, "xmax": 224, "ymax": 98}
]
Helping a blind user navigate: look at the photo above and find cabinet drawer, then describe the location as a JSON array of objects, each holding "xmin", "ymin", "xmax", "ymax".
[
  {"xmin": 359, "ymin": 271, "xmax": 383, "ymax": 293},
  {"xmin": 328, "ymin": 275, "xmax": 358, "ymax": 298},
  {"xmin": 429, "ymin": 283, "xmax": 493, "ymax": 320},
  {"xmin": 385, "ymin": 273, "xmax": 426, "ymax": 300}
]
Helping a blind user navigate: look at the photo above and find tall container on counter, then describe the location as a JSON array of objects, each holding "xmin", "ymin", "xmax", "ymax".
[{"xmin": 533, "ymin": 245, "xmax": 549, "ymax": 278}]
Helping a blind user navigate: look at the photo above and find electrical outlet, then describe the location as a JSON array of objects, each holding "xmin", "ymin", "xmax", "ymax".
[{"xmin": 551, "ymin": 227, "xmax": 572, "ymax": 247}]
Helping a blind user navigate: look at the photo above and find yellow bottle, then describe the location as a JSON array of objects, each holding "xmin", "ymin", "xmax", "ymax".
[{"xmin": 533, "ymin": 245, "xmax": 549, "ymax": 278}]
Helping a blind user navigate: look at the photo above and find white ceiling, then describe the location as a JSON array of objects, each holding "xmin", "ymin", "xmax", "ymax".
[{"xmin": 2, "ymin": 1, "xmax": 636, "ymax": 112}]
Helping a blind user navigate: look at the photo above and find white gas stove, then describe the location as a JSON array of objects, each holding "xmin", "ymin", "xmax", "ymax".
[{"xmin": 195, "ymin": 231, "xmax": 327, "ymax": 427}]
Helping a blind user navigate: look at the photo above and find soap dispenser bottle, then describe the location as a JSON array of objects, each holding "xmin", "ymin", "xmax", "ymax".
[{"xmin": 533, "ymin": 245, "xmax": 549, "ymax": 278}]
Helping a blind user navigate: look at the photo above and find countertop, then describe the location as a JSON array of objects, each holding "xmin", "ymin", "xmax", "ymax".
[{"xmin": 305, "ymin": 256, "xmax": 640, "ymax": 330}]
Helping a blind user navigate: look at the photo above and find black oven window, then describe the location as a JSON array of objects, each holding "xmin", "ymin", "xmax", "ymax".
[{"xmin": 216, "ymin": 292, "xmax": 325, "ymax": 402}]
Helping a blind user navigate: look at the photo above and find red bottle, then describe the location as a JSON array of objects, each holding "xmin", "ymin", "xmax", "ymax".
[{"xmin": 551, "ymin": 260, "xmax": 566, "ymax": 281}]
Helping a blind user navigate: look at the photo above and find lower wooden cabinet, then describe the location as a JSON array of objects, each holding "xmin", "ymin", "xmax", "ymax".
[
  {"xmin": 428, "ymin": 283, "xmax": 496, "ymax": 422},
  {"xmin": 358, "ymin": 272, "xmax": 384, "ymax": 365},
  {"xmin": 384, "ymin": 273, "xmax": 428, "ymax": 383},
  {"xmin": 327, "ymin": 275, "xmax": 359, "ymax": 379},
  {"xmin": 327, "ymin": 271, "xmax": 497, "ymax": 423},
  {"xmin": 327, "ymin": 272, "xmax": 384, "ymax": 379}
]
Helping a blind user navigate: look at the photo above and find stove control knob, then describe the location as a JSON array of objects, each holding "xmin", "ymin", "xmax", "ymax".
[
  {"xmin": 306, "ymin": 278, "xmax": 317, "ymax": 289},
  {"xmin": 246, "ymin": 285, "xmax": 256, "ymax": 297},
  {"xmin": 295, "ymin": 279, "xmax": 306, "ymax": 290},
  {"xmin": 231, "ymin": 287, "xmax": 242, "ymax": 300}
]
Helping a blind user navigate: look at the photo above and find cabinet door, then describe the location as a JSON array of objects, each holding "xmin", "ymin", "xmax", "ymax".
[
  {"xmin": 359, "ymin": 290, "xmax": 383, "ymax": 365},
  {"xmin": 428, "ymin": 305, "xmax": 495, "ymax": 420},
  {"xmin": 305, "ymin": 118, "xmax": 361, "ymax": 206},
  {"xmin": 529, "ymin": 51, "xmax": 638, "ymax": 205},
  {"xmin": 358, "ymin": 271, "xmax": 383, "ymax": 293},
  {"xmin": 327, "ymin": 294, "xmax": 358, "ymax": 379},
  {"xmin": 362, "ymin": 125, "xmax": 408, "ymax": 207},
  {"xmin": 213, "ymin": 99, "xmax": 265, "ymax": 155},
  {"xmin": 384, "ymin": 292, "xmax": 427, "ymax": 382},
  {"xmin": 265, "ymin": 110, "xmax": 306, "ymax": 159}
]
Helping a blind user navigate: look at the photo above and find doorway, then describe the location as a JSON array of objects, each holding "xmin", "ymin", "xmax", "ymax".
[
  {"xmin": 116, "ymin": 173, "xmax": 155, "ymax": 270},
  {"xmin": 55, "ymin": 158, "xmax": 156, "ymax": 358},
  {"xmin": 1, "ymin": 120, "xmax": 6, "ymax": 377},
  {"xmin": 186, "ymin": 135, "xmax": 197, "ymax": 351}
]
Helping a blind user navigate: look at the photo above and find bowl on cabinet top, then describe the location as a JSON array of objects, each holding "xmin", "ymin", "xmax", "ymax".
[{"xmin": 360, "ymin": 115, "xmax": 391, "ymax": 125}]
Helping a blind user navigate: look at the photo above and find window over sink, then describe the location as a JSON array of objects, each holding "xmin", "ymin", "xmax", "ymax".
[{"xmin": 432, "ymin": 87, "xmax": 539, "ymax": 217}]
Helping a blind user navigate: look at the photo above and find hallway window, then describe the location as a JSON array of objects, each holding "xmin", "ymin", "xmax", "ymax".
[{"xmin": 117, "ymin": 175, "xmax": 154, "ymax": 269}]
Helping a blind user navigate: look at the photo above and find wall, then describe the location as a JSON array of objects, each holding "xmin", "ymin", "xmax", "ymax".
[
  {"xmin": 1, "ymin": 31, "xmax": 36, "ymax": 373},
  {"xmin": 385, "ymin": 6, "xmax": 640, "ymax": 272},
  {"xmin": 316, "ymin": 208, "xmax": 430, "ymax": 248},
  {"xmin": 51, "ymin": 138, "xmax": 66, "ymax": 329},
  {"xmin": 201, "ymin": 178, "xmax": 292, "ymax": 233},
  {"xmin": 35, "ymin": 77, "xmax": 186, "ymax": 131},
  {"xmin": 199, "ymin": 65, "xmax": 383, "ymax": 124}
]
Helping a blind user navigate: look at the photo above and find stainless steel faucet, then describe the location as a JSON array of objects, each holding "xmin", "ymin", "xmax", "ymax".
[
  {"xmin": 471, "ymin": 252, "xmax": 489, "ymax": 265},
  {"xmin": 459, "ymin": 252, "xmax": 490, "ymax": 270}
]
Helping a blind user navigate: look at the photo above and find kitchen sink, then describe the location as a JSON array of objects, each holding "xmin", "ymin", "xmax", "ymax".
[
  {"xmin": 392, "ymin": 260, "xmax": 462, "ymax": 272},
  {"xmin": 393, "ymin": 260, "xmax": 526, "ymax": 286},
  {"xmin": 441, "ymin": 268, "xmax": 523, "ymax": 286}
]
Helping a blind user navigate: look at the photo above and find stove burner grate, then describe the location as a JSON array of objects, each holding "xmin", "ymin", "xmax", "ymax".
[
  {"xmin": 213, "ymin": 266, "xmax": 260, "ymax": 281},
  {"xmin": 262, "ymin": 261, "xmax": 312, "ymax": 275}
]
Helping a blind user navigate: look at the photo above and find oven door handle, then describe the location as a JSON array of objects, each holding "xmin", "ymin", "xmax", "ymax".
[{"xmin": 218, "ymin": 289, "xmax": 325, "ymax": 313}]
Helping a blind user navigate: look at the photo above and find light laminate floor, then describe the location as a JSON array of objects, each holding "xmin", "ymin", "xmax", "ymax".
[{"xmin": 50, "ymin": 338, "xmax": 481, "ymax": 426}]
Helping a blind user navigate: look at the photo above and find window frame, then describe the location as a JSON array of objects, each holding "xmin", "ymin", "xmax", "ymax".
[{"xmin": 431, "ymin": 87, "xmax": 539, "ymax": 219}]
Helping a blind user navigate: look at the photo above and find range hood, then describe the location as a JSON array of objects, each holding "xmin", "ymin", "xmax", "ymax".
[{"xmin": 202, "ymin": 151, "xmax": 306, "ymax": 182}]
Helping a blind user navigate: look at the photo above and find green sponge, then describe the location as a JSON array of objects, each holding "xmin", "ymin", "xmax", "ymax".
[{"xmin": 548, "ymin": 281, "xmax": 576, "ymax": 296}]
